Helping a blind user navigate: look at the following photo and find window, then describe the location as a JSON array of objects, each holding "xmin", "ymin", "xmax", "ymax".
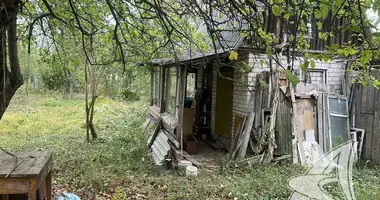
[
  {"xmin": 186, "ymin": 73, "xmax": 196, "ymax": 98},
  {"xmin": 299, "ymin": 68, "xmax": 327, "ymax": 84},
  {"xmin": 152, "ymin": 67, "xmax": 161, "ymax": 106},
  {"xmin": 327, "ymin": 96, "xmax": 349, "ymax": 149},
  {"xmin": 165, "ymin": 67, "xmax": 178, "ymax": 116}
]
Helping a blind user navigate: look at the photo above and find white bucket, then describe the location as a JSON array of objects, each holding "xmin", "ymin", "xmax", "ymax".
[{"xmin": 186, "ymin": 166, "xmax": 198, "ymax": 176}]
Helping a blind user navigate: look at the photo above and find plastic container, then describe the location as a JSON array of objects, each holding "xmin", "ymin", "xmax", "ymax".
[
  {"xmin": 186, "ymin": 166, "xmax": 198, "ymax": 176},
  {"xmin": 53, "ymin": 193, "xmax": 81, "ymax": 200}
]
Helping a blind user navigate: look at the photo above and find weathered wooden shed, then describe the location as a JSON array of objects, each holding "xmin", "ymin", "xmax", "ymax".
[
  {"xmin": 145, "ymin": 10, "xmax": 364, "ymax": 165},
  {"xmin": 147, "ymin": 48, "xmax": 349, "ymax": 162}
]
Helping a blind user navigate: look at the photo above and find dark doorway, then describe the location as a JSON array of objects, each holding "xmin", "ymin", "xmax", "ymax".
[{"xmin": 215, "ymin": 68, "xmax": 234, "ymax": 138}]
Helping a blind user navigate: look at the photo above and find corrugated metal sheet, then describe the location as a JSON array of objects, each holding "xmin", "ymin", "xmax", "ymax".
[
  {"xmin": 149, "ymin": 13, "xmax": 246, "ymax": 66},
  {"xmin": 275, "ymin": 92, "xmax": 293, "ymax": 155},
  {"xmin": 151, "ymin": 130, "xmax": 171, "ymax": 165}
]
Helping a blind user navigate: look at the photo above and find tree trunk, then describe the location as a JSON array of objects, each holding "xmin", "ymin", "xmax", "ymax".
[
  {"xmin": 88, "ymin": 95, "xmax": 98, "ymax": 139},
  {"xmin": 84, "ymin": 61, "xmax": 97, "ymax": 140},
  {"xmin": 85, "ymin": 62, "xmax": 90, "ymax": 141},
  {"xmin": 0, "ymin": 3, "xmax": 23, "ymax": 120}
]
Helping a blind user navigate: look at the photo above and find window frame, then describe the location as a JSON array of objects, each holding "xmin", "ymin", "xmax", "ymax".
[{"xmin": 327, "ymin": 95, "xmax": 350, "ymax": 150}]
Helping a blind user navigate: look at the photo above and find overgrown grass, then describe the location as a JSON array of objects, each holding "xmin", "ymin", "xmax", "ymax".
[
  {"xmin": 0, "ymin": 91, "xmax": 379, "ymax": 199},
  {"xmin": 0, "ymin": 91, "xmax": 153, "ymax": 195}
]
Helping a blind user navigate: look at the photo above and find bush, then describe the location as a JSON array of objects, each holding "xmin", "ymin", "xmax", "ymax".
[
  {"xmin": 120, "ymin": 90, "xmax": 140, "ymax": 101},
  {"xmin": 39, "ymin": 64, "xmax": 66, "ymax": 91}
]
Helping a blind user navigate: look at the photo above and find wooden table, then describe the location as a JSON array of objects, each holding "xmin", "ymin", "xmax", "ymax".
[{"xmin": 0, "ymin": 150, "xmax": 52, "ymax": 200}]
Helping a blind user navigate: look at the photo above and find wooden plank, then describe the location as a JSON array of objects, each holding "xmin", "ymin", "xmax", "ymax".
[
  {"xmin": 372, "ymin": 110, "xmax": 380, "ymax": 163},
  {"xmin": 363, "ymin": 115, "xmax": 374, "ymax": 160},
  {"xmin": 317, "ymin": 96, "xmax": 324, "ymax": 151},
  {"xmin": 275, "ymin": 93, "xmax": 292, "ymax": 156},
  {"xmin": 374, "ymin": 85, "xmax": 380, "ymax": 161},
  {"xmin": 354, "ymin": 85, "xmax": 362, "ymax": 134},
  {"xmin": 323, "ymin": 93, "xmax": 329, "ymax": 152},
  {"xmin": 255, "ymin": 74, "xmax": 263, "ymax": 128},
  {"xmin": 163, "ymin": 130, "xmax": 180, "ymax": 149},
  {"xmin": 304, "ymin": 110, "xmax": 312, "ymax": 130},
  {"xmin": 182, "ymin": 151, "xmax": 202, "ymax": 166},
  {"xmin": 0, "ymin": 178, "xmax": 29, "ymax": 194},
  {"xmin": 46, "ymin": 171, "xmax": 52, "ymax": 200},
  {"xmin": 28, "ymin": 179, "xmax": 37, "ymax": 200},
  {"xmin": 261, "ymin": 72, "xmax": 270, "ymax": 109},
  {"xmin": 231, "ymin": 121, "xmax": 242, "ymax": 155},
  {"xmin": 367, "ymin": 83, "xmax": 375, "ymax": 114},
  {"xmin": 0, "ymin": 151, "xmax": 51, "ymax": 178},
  {"xmin": 149, "ymin": 106, "xmax": 161, "ymax": 120},
  {"xmin": 264, "ymin": 86, "xmax": 280, "ymax": 163},
  {"xmin": 237, "ymin": 111, "xmax": 255, "ymax": 161},
  {"xmin": 161, "ymin": 114, "xmax": 178, "ymax": 135},
  {"xmin": 360, "ymin": 84, "xmax": 368, "ymax": 116},
  {"xmin": 36, "ymin": 155, "xmax": 52, "ymax": 192},
  {"xmin": 231, "ymin": 114, "xmax": 247, "ymax": 159},
  {"xmin": 176, "ymin": 66, "xmax": 186, "ymax": 148},
  {"xmin": 233, "ymin": 114, "xmax": 244, "ymax": 138},
  {"xmin": 273, "ymin": 154, "xmax": 291, "ymax": 162},
  {"xmin": 147, "ymin": 119, "xmax": 162, "ymax": 148},
  {"xmin": 290, "ymin": 85, "xmax": 303, "ymax": 163}
]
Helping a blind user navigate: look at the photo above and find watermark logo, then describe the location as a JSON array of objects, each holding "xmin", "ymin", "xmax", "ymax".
[{"xmin": 288, "ymin": 141, "xmax": 356, "ymax": 200}]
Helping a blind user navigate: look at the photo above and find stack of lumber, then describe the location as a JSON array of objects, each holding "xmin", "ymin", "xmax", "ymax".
[{"xmin": 230, "ymin": 72, "xmax": 290, "ymax": 164}]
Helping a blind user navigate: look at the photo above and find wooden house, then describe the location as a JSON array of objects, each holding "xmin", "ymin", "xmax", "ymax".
[{"xmin": 146, "ymin": 10, "xmax": 377, "ymax": 166}]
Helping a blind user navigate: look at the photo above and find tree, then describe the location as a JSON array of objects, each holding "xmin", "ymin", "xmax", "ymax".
[
  {"xmin": 1, "ymin": 0, "xmax": 379, "ymax": 120},
  {"xmin": 0, "ymin": 0, "xmax": 23, "ymax": 119}
]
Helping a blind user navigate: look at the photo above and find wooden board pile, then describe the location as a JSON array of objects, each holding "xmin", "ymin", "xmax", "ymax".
[{"xmin": 230, "ymin": 72, "xmax": 290, "ymax": 164}]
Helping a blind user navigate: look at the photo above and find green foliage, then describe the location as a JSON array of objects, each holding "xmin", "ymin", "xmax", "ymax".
[
  {"xmin": 39, "ymin": 63, "xmax": 66, "ymax": 91},
  {"xmin": 120, "ymin": 90, "xmax": 140, "ymax": 101},
  {"xmin": 259, "ymin": 80, "xmax": 269, "ymax": 89},
  {"xmin": 111, "ymin": 187, "xmax": 128, "ymax": 200},
  {"xmin": 235, "ymin": 61, "xmax": 251, "ymax": 73},
  {"xmin": 283, "ymin": 69, "xmax": 300, "ymax": 86},
  {"xmin": 272, "ymin": 5, "xmax": 283, "ymax": 17},
  {"xmin": 228, "ymin": 51, "xmax": 238, "ymax": 61}
]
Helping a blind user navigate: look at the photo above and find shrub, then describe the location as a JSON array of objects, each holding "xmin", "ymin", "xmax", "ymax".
[{"xmin": 120, "ymin": 90, "xmax": 140, "ymax": 101}]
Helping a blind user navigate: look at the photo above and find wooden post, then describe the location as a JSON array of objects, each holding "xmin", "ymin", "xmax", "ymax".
[
  {"xmin": 255, "ymin": 74, "xmax": 263, "ymax": 129},
  {"xmin": 177, "ymin": 66, "xmax": 187, "ymax": 151},
  {"xmin": 150, "ymin": 66, "xmax": 154, "ymax": 106},
  {"xmin": 317, "ymin": 95, "xmax": 324, "ymax": 151},
  {"xmin": 165, "ymin": 67, "xmax": 171, "ymax": 112},
  {"xmin": 46, "ymin": 171, "xmax": 52, "ymax": 200},
  {"xmin": 28, "ymin": 179, "xmax": 37, "ymax": 200},
  {"xmin": 175, "ymin": 66, "xmax": 181, "ymax": 118},
  {"xmin": 160, "ymin": 66, "xmax": 166, "ymax": 113}
]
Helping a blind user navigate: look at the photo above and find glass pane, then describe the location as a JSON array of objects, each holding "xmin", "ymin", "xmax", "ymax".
[
  {"xmin": 186, "ymin": 73, "xmax": 196, "ymax": 98},
  {"xmin": 330, "ymin": 116, "xmax": 348, "ymax": 147},
  {"xmin": 154, "ymin": 68, "xmax": 160, "ymax": 106},
  {"xmin": 166, "ymin": 67, "xmax": 177, "ymax": 115},
  {"xmin": 328, "ymin": 98, "xmax": 347, "ymax": 115}
]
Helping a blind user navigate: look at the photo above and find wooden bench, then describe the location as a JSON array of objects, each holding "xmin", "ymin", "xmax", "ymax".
[{"xmin": 0, "ymin": 150, "xmax": 52, "ymax": 200}]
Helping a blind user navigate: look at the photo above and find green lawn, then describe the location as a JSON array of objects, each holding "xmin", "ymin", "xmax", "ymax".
[{"xmin": 0, "ymin": 91, "xmax": 379, "ymax": 199}]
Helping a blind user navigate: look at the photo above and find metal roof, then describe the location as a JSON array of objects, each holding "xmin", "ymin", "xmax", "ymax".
[
  {"xmin": 149, "ymin": 14, "xmax": 248, "ymax": 66},
  {"xmin": 151, "ymin": 130, "xmax": 171, "ymax": 165}
]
